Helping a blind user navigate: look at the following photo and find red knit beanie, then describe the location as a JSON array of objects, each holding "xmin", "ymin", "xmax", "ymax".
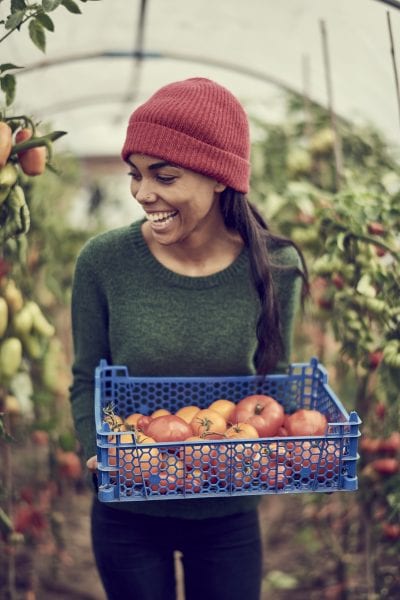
[{"xmin": 121, "ymin": 78, "xmax": 250, "ymax": 194}]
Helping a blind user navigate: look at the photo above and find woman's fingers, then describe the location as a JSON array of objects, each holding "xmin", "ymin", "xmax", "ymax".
[{"xmin": 86, "ymin": 455, "xmax": 98, "ymax": 471}]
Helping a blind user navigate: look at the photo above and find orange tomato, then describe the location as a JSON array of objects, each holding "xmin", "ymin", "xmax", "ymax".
[
  {"xmin": 175, "ymin": 405, "xmax": 200, "ymax": 424},
  {"xmin": 124, "ymin": 412, "xmax": 143, "ymax": 429},
  {"xmin": 150, "ymin": 454, "xmax": 185, "ymax": 494},
  {"xmin": 151, "ymin": 408, "xmax": 171, "ymax": 418},
  {"xmin": 108, "ymin": 432, "xmax": 160, "ymax": 485},
  {"xmin": 208, "ymin": 399, "xmax": 236, "ymax": 423},
  {"xmin": 225, "ymin": 422, "xmax": 259, "ymax": 439},
  {"xmin": 182, "ymin": 436, "xmax": 221, "ymax": 474},
  {"xmin": 190, "ymin": 408, "xmax": 227, "ymax": 437}
]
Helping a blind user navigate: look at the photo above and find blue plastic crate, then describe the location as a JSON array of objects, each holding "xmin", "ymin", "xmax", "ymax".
[{"xmin": 94, "ymin": 357, "xmax": 361, "ymax": 502}]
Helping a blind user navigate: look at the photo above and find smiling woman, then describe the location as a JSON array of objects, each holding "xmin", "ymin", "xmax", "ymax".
[{"xmin": 69, "ymin": 77, "xmax": 308, "ymax": 600}]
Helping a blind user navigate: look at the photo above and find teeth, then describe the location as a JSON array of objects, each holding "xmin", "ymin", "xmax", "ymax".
[{"xmin": 146, "ymin": 211, "xmax": 177, "ymax": 223}]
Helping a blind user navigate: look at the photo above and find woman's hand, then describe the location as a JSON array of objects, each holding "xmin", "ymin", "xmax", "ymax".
[{"xmin": 86, "ymin": 455, "xmax": 98, "ymax": 472}]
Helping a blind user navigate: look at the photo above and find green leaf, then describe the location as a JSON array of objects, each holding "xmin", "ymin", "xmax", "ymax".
[
  {"xmin": 36, "ymin": 12, "xmax": 55, "ymax": 31},
  {"xmin": 0, "ymin": 74, "xmax": 17, "ymax": 106},
  {"xmin": 5, "ymin": 10, "xmax": 24, "ymax": 30},
  {"xmin": 28, "ymin": 19, "xmax": 46, "ymax": 52},
  {"xmin": 61, "ymin": 0, "xmax": 82, "ymax": 13},
  {"xmin": 42, "ymin": 0, "xmax": 63, "ymax": 11},
  {"xmin": 11, "ymin": 0, "xmax": 27, "ymax": 11},
  {"xmin": 0, "ymin": 64, "xmax": 23, "ymax": 74}
]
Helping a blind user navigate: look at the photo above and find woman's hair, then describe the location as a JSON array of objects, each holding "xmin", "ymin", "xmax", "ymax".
[{"xmin": 220, "ymin": 188, "xmax": 309, "ymax": 375}]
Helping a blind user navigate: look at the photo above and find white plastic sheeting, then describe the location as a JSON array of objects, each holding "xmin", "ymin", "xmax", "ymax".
[{"xmin": 2, "ymin": 0, "xmax": 400, "ymax": 156}]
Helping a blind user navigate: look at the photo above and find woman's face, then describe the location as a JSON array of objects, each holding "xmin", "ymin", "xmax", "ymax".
[{"xmin": 127, "ymin": 153, "xmax": 225, "ymax": 246}]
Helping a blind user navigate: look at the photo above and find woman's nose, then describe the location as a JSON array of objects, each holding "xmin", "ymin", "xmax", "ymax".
[{"xmin": 134, "ymin": 182, "xmax": 157, "ymax": 204}]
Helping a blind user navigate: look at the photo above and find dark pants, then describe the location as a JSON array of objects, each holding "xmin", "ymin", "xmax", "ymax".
[{"xmin": 91, "ymin": 498, "xmax": 262, "ymax": 600}]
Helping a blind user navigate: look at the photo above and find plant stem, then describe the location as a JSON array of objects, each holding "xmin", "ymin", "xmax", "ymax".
[{"xmin": 0, "ymin": 13, "xmax": 35, "ymax": 45}]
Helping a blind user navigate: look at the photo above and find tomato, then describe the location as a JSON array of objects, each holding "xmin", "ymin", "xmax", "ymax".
[
  {"xmin": 146, "ymin": 414, "xmax": 193, "ymax": 442},
  {"xmin": 30, "ymin": 430, "xmax": 50, "ymax": 446},
  {"xmin": 382, "ymin": 523, "xmax": 400, "ymax": 540},
  {"xmin": 145, "ymin": 453, "xmax": 186, "ymax": 495},
  {"xmin": 15, "ymin": 128, "xmax": 47, "ymax": 176},
  {"xmin": 124, "ymin": 412, "xmax": 144, "ymax": 429},
  {"xmin": 190, "ymin": 408, "xmax": 227, "ymax": 437},
  {"xmin": 367, "ymin": 221, "xmax": 385, "ymax": 236},
  {"xmin": 151, "ymin": 408, "xmax": 171, "ymax": 418},
  {"xmin": 225, "ymin": 422, "xmax": 259, "ymax": 439},
  {"xmin": 232, "ymin": 394, "xmax": 284, "ymax": 437},
  {"xmin": 208, "ymin": 399, "xmax": 236, "ymax": 423},
  {"xmin": 56, "ymin": 450, "xmax": 82, "ymax": 480},
  {"xmin": 109, "ymin": 433, "xmax": 161, "ymax": 485},
  {"xmin": 284, "ymin": 409, "xmax": 328, "ymax": 436},
  {"xmin": 136, "ymin": 415, "xmax": 152, "ymax": 432},
  {"xmin": 0, "ymin": 121, "xmax": 12, "ymax": 168},
  {"xmin": 175, "ymin": 405, "xmax": 200, "ymax": 423},
  {"xmin": 368, "ymin": 351, "xmax": 384, "ymax": 371},
  {"xmin": 378, "ymin": 432, "xmax": 400, "ymax": 455},
  {"xmin": 291, "ymin": 441, "xmax": 339, "ymax": 479},
  {"xmin": 183, "ymin": 436, "xmax": 221, "ymax": 475},
  {"xmin": 360, "ymin": 436, "xmax": 381, "ymax": 454},
  {"xmin": 370, "ymin": 458, "xmax": 399, "ymax": 476}
]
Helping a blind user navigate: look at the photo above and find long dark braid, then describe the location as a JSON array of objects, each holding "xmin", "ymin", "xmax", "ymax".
[{"xmin": 220, "ymin": 188, "xmax": 309, "ymax": 375}]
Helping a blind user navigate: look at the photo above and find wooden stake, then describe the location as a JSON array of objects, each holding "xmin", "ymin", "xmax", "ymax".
[
  {"xmin": 386, "ymin": 11, "xmax": 400, "ymax": 132},
  {"xmin": 319, "ymin": 19, "xmax": 344, "ymax": 191},
  {"xmin": 301, "ymin": 53, "xmax": 314, "ymax": 139}
]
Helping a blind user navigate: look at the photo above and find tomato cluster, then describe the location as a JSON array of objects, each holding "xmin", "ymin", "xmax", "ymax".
[{"xmin": 101, "ymin": 395, "xmax": 336, "ymax": 496}]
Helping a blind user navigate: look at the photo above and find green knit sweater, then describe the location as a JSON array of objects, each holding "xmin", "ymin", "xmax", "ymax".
[{"xmin": 70, "ymin": 218, "xmax": 302, "ymax": 519}]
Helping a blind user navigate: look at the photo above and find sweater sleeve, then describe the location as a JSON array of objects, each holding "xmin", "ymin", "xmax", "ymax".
[{"xmin": 69, "ymin": 244, "xmax": 111, "ymax": 461}]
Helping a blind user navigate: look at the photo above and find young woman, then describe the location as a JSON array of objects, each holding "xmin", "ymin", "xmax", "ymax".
[{"xmin": 70, "ymin": 77, "xmax": 308, "ymax": 600}]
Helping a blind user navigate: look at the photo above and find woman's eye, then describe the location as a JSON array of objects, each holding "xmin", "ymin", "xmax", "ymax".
[
  {"xmin": 128, "ymin": 171, "xmax": 141, "ymax": 180},
  {"xmin": 156, "ymin": 175, "xmax": 176, "ymax": 184}
]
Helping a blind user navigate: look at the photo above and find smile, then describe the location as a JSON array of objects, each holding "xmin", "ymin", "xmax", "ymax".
[{"xmin": 146, "ymin": 211, "xmax": 178, "ymax": 225}]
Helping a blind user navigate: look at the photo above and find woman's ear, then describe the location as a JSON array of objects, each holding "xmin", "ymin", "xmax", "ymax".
[{"xmin": 214, "ymin": 182, "xmax": 226, "ymax": 193}]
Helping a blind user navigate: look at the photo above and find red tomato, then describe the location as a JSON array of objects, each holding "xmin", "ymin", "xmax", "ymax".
[
  {"xmin": 378, "ymin": 432, "xmax": 400, "ymax": 455},
  {"xmin": 56, "ymin": 450, "xmax": 82, "ymax": 480},
  {"xmin": 370, "ymin": 457, "xmax": 399, "ymax": 476},
  {"xmin": 284, "ymin": 409, "xmax": 328, "ymax": 436},
  {"xmin": 190, "ymin": 408, "xmax": 227, "ymax": 437},
  {"xmin": 146, "ymin": 414, "xmax": 193, "ymax": 442},
  {"xmin": 16, "ymin": 128, "xmax": 47, "ymax": 176},
  {"xmin": 232, "ymin": 394, "xmax": 284, "ymax": 437},
  {"xmin": 136, "ymin": 415, "xmax": 153, "ymax": 432},
  {"xmin": 360, "ymin": 436, "xmax": 381, "ymax": 454},
  {"xmin": 382, "ymin": 522, "xmax": 400, "ymax": 540}
]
